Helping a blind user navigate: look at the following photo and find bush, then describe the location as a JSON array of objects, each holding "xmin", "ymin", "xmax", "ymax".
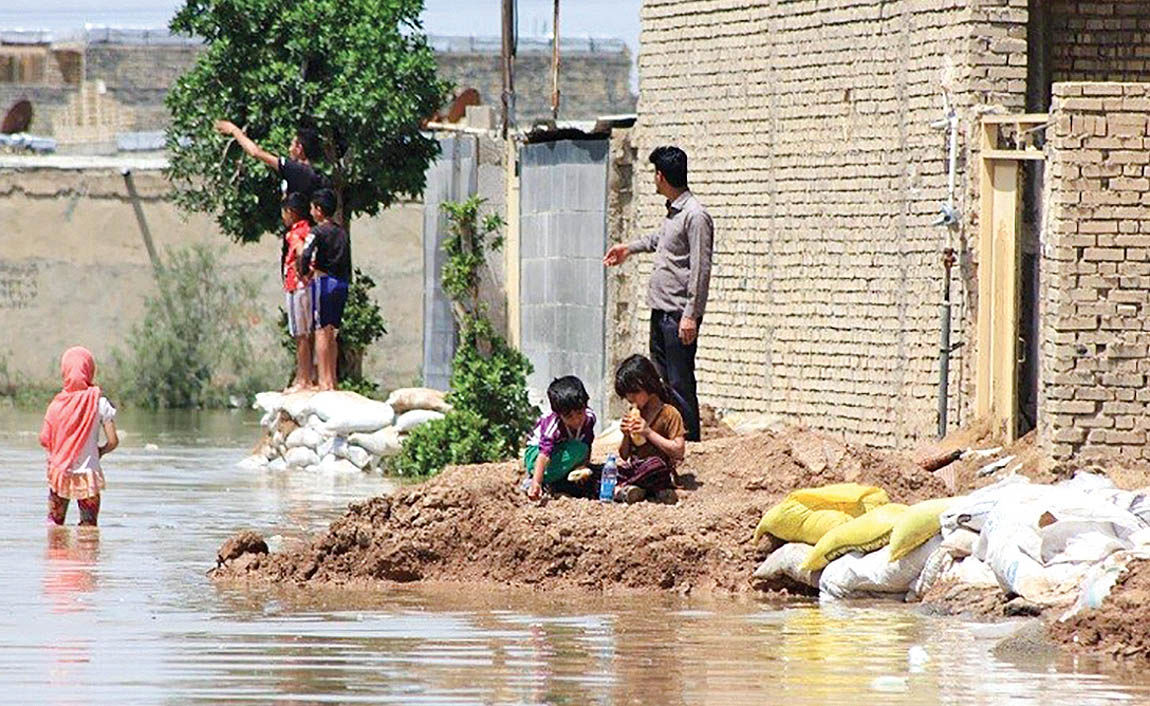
[
  {"xmin": 389, "ymin": 197, "xmax": 537, "ymax": 477},
  {"xmin": 114, "ymin": 245, "xmax": 285, "ymax": 408}
]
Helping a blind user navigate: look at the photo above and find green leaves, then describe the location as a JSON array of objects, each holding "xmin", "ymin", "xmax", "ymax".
[
  {"xmin": 166, "ymin": 0, "xmax": 451, "ymax": 242},
  {"xmin": 388, "ymin": 200, "xmax": 536, "ymax": 477}
]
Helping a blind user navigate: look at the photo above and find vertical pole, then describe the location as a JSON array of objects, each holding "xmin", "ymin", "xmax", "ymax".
[
  {"xmin": 938, "ymin": 248, "xmax": 955, "ymax": 438},
  {"xmin": 551, "ymin": 0, "xmax": 560, "ymax": 120},
  {"xmin": 501, "ymin": 0, "xmax": 517, "ymax": 139}
]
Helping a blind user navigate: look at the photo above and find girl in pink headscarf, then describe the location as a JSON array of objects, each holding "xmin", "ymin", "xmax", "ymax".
[{"xmin": 39, "ymin": 347, "xmax": 119, "ymax": 526}]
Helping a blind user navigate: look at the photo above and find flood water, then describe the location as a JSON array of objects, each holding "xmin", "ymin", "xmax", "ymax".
[{"xmin": 2, "ymin": 407, "xmax": 1149, "ymax": 704}]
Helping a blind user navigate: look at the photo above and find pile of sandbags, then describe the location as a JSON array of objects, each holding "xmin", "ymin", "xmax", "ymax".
[
  {"xmin": 752, "ymin": 473, "xmax": 1150, "ymax": 609},
  {"xmin": 238, "ymin": 388, "xmax": 450, "ymax": 474}
]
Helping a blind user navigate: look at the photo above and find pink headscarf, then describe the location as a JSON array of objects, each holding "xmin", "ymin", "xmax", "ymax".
[{"xmin": 40, "ymin": 347, "xmax": 102, "ymax": 485}]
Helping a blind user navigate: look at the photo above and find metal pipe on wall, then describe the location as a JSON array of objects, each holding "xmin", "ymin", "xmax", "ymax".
[{"xmin": 932, "ymin": 92, "xmax": 960, "ymax": 439}]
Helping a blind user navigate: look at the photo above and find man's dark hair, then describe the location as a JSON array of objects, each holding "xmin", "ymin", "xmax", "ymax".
[
  {"xmin": 548, "ymin": 376, "xmax": 590, "ymax": 416},
  {"xmin": 649, "ymin": 145, "xmax": 688, "ymax": 189},
  {"xmin": 296, "ymin": 127, "xmax": 322, "ymax": 162},
  {"xmin": 310, "ymin": 188, "xmax": 337, "ymax": 218},
  {"xmin": 282, "ymin": 191, "xmax": 311, "ymax": 221}
]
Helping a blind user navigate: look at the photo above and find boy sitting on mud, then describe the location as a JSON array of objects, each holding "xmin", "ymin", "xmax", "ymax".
[{"xmin": 524, "ymin": 376, "xmax": 597, "ymax": 501}]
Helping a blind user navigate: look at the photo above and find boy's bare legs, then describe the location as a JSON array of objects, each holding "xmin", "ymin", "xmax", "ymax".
[
  {"xmin": 315, "ymin": 326, "xmax": 338, "ymax": 391},
  {"xmin": 286, "ymin": 333, "xmax": 316, "ymax": 392}
]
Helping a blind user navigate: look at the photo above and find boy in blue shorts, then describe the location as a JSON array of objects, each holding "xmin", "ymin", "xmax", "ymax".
[
  {"xmin": 300, "ymin": 188, "xmax": 351, "ymax": 391},
  {"xmin": 524, "ymin": 376, "xmax": 597, "ymax": 501}
]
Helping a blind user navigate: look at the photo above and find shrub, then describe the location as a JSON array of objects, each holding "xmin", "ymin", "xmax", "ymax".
[
  {"xmin": 114, "ymin": 245, "xmax": 285, "ymax": 408},
  {"xmin": 389, "ymin": 196, "xmax": 537, "ymax": 476}
]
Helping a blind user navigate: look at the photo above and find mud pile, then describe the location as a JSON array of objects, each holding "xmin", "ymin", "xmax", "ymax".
[
  {"xmin": 1049, "ymin": 559, "xmax": 1150, "ymax": 660},
  {"xmin": 214, "ymin": 428, "xmax": 947, "ymax": 594}
]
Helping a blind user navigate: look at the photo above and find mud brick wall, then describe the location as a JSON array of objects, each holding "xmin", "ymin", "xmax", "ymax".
[
  {"xmin": 1040, "ymin": 82, "xmax": 1150, "ymax": 466},
  {"xmin": 436, "ymin": 49, "xmax": 636, "ymax": 122},
  {"xmin": 630, "ymin": 0, "xmax": 1029, "ymax": 448},
  {"xmin": 1050, "ymin": 1, "xmax": 1150, "ymax": 84}
]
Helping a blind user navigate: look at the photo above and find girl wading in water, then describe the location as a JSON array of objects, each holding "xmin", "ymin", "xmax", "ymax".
[{"xmin": 40, "ymin": 347, "xmax": 118, "ymax": 526}]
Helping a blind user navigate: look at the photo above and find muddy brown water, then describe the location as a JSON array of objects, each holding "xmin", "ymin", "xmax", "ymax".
[{"xmin": 2, "ymin": 407, "xmax": 1149, "ymax": 704}]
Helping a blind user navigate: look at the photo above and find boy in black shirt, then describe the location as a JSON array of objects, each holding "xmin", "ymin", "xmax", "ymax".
[
  {"xmin": 214, "ymin": 120, "xmax": 327, "ymax": 199},
  {"xmin": 300, "ymin": 189, "xmax": 352, "ymax": 391}
]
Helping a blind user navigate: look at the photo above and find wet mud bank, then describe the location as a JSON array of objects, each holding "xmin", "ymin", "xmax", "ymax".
[
  {"xmin": 215, "ymin": 425, "xmax": 1150, "ymax": 662},
  {"xmin": 214, "ymin": 429, "xmax": 944, "ymax": 594}
]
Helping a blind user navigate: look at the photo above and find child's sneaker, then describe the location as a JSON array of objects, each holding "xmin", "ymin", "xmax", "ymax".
[
  {"xmin": 615, "ymin": 485, "xmax": 646, "ymax": 504},
  {"xmin": 655, "ymin": 488, "xmax": 678, "ymax": 505},
  {"xmin": 567, "ymin": 469, "xmax": 593, "ymax": 483}
]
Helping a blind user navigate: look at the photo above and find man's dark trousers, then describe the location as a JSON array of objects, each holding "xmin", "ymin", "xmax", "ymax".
[{"xmin": 649, "ymin": 309, "xmax": 701, "ymax": 441}]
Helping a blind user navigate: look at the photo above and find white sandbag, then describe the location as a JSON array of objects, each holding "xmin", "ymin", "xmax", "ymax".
[
  {"xmin": 944, "ymin": 556, "xmax": 1000, "ymax": 588},
  {"xmin": 286, "ymin": 426, "xmax": 323, "ymax": 449},
  {"xmin": 253, "ymin": 391, "xmax": 286, "ymax": 414},
  {"xmin": 306, "ymin": 414, "xmax": 323, "ymax": 429},
  {"xmin": 321, "ymin": 400, "xmax": 397, "ymax": 434},
  {"xmin": 338, "ymin": 442, "xmax": 372, "ymax": 469},
  {"xmin": 349, "ymin": 427, "xmax": 404, "ymax": 457},
  {"xmin": 974, "ymin": 489, "xmax": 1146, "ymax": 603},
  {"xmin": 318, "ymin": 454, "xmax": 361, "ymax": 475},
  {"xmin": 940, "ymin": 527, "xmax": 979, "ymax": 558},
  {"xmin": 394, "ymin": 409, "xmax": 445, "ymax": 433},
  {"xmin": 284, "ymin": 446, "xmax": 320, "ymax": 469},
  {"xmin": 259, "ymin": 410, "xmax": 278, "ymax": 430},
  {"xmin": 818, "ymin": 536, "xmax": 942, "ymax": 599},
  {"xmin": 267, "ymin": 458, "xmax": 288, "ymax": 473},
  {"xmin": 385, "ymin": 387, "xmax": 452, "ymax": 414},
  {"xmin": 909, "ymin": 544, "xmax": 954, "ymax": 599},
  {"xmin": 237, "ymin": 454, "xmax": 268, "ymax": 470},
  {"xmin": 281, "ymin": 394, "xmax": 316, "ymax": 422},
  {"xmin": 752, "ymin": 542, "xmax": 821, "ymax": 589},
  {"xmin": 941, "ymin": 475, "xmax": 1037, "ymax": 534}
]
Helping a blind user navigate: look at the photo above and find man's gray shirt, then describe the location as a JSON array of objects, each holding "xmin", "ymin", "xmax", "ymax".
[{"xmin": 626, "ymin": 190, "xmax": 714, "ymax": 320}]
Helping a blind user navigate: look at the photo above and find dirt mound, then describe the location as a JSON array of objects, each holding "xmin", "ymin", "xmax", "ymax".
[
  {"xmin": 1049, "ymin": 559, "xmax": 1150, "ymax": 660},
  {"xmin": 214, "ymin": 428, "xmax": 946, "ymax": 594}
]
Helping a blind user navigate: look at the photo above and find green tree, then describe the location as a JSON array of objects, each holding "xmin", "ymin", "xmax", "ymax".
[{"xmin": 165, "ymin": 0, "xmax": 449, "ymax": 242}]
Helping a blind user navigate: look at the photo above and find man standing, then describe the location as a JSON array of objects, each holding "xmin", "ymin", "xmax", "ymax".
[
  {"xmin": 214, "ymin": 120, "xmax": 328, "ymax": 200},
  {"xmin": 604, "ymin": 146, "xmax": 713, "ymax": 442}
]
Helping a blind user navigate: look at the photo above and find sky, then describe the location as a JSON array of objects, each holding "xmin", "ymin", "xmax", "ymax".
[{"xmin": 1, "ymin": 1, "xmax": 640, "ymax": 59}]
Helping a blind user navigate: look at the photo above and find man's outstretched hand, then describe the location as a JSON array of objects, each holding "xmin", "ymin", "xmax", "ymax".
[{"xmin": 603, "ymin": 244, "xmax": 630, "ymax": 267}]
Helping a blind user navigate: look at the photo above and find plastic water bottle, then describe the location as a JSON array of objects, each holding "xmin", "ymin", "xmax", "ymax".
[{"xmin": 599, "ymin": 454, "xmax": 618, "ymax": 502}]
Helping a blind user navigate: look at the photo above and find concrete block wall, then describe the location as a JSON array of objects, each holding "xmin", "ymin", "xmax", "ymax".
[
  {"xmin": 631, "ymin": 0, "xmax": 1034, "ymax": 448},
  {"xmin": 1039, "ymin": 81, "xmax": 1150, "ymax": 466}
]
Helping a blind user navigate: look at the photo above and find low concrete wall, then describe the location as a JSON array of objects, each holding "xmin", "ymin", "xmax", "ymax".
[{"xmin": 0, "ymin": 158, "xmax": 423, "ymax": 390}]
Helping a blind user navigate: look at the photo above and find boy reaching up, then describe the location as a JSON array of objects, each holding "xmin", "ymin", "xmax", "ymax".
[
  {"xmin": 214, "ymin": 120, "xmax": 328, "ymax": 200},
  {"xmin": 524, "ymin": 376, "xmax": 597, "ymax": 501}
]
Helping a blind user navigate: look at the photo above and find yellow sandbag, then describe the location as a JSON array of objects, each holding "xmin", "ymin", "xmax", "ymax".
[
  {"xmin": 754, "ymin": 500, "xmax": 855, "ymax": 545},
  {"xmin": 888, "ymin": 497, "xmax": 955, "ymax": 561},
  {"xmin": 802, "ymin": 503, "xmax": 909, "ymax": 571},
  {"xmin": 788, "ymin": 483, "xmax": 890, "ymax": 513},
  {"xmin": 753, "ymin": 483, "xmax": 890, "ymax": 545}
]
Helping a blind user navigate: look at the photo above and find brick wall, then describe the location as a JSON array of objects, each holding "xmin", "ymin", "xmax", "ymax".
[
  {"xmin": 631, "ymin": 0, "xmax": 1030, "ymax": 447},
  {"xmin": 437, "ymin": 48, "xmax": 636, "ymax": 122},
  {"xmin": 1039, "ymin": 81, "xmax": 1150, "ymax": 466},
  {"xmin": 1050, "ymin": 1, "xmax": 1150, "ymax": 84}
]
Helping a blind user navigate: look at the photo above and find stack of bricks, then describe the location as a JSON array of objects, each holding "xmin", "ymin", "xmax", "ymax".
[{"xmin": 1040, "ymin": 81, "xmax": 1150, "ymax": 466}]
